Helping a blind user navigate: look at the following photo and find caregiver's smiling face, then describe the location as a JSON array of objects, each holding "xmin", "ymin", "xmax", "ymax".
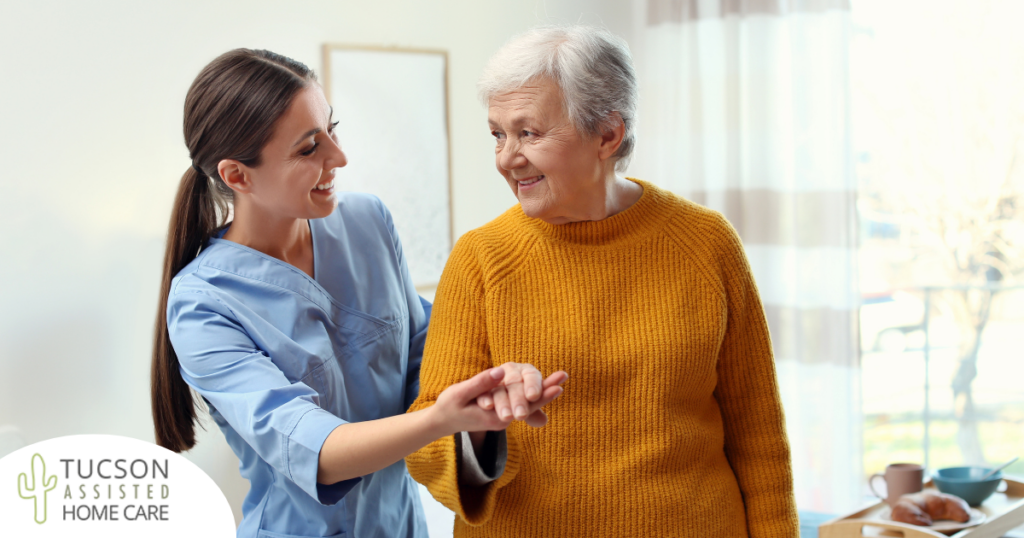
[
  {"xmin": 488, "ymin": 77, "xmax": 606, "ymax": 225},
  {"xmin": 240, "ymin": 84, "xmax": 348, "ymax": 221}
]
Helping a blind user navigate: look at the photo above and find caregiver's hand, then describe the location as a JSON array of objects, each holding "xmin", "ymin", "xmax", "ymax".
[
  {"xmin": 318, "ymin": 367, "xmax": 516, "ymax": 485},
  {"xmin": 477, "ymin": 364, "xmax": 569, "ymax": 425},
  {"xmin": 430, "ymin": 367, "xmax": 520, "ymax": 435}
]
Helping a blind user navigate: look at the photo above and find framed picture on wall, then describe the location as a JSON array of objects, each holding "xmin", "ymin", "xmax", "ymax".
[{"xmin": 322, "ymin": 44, "xmax": 453, "ymax": 290}]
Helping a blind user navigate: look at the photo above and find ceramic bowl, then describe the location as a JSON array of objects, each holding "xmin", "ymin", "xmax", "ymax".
[{"xmin": 933, "ymin": 467, "xmax": 1004, "ymax": 506}]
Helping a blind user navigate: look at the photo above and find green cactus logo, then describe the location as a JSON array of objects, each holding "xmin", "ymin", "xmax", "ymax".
[{"xmin": 18, "ymin": 453, "xmax": 58, "ymax": 524}]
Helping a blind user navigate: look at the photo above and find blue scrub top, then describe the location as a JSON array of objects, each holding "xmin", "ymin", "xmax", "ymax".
[{"xmin": 167, "ymin": 193, "xmax": 430, "ymax": 538}]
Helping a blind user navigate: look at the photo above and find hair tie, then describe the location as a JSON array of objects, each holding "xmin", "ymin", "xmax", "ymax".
[{"xmin": 192, "ymin": 162, "xmax": 205, "ymax": 176}]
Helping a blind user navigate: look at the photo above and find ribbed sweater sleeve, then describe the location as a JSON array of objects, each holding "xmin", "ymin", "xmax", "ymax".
[
  {"xmin": 701, "ymin": 214, "xmax": 799, "ymax": 538},
  {"xmin": 404, "ymin": 232, "xmax": 521, "ymax": 525}
]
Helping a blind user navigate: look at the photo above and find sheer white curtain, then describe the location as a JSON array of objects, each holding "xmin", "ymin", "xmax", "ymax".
[{"xmin": 630, "ymin": 0, "xmax": 861, "ymax": 513}]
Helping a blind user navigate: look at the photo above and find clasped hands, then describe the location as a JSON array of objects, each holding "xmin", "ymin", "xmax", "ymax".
[
  {"xmin": 478, "ymin": 363, "xmax": 568, "ymax": 427},
  {"xmin": 434, "ymin": 363, "xmax": 568, "ymax": 443}
]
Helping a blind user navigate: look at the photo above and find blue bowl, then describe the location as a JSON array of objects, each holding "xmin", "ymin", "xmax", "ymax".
[{"xmin": 933, "ymin": 467, "xmax": 1003, "ymax": 506}]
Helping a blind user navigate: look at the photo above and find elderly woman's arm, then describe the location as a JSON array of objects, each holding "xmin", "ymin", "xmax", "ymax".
[
  {"xmin": 712, "ymin": 216, "xmax": 800, "ymax": 538},
  {"xmin": 405, "ymin": 233, "xmax": 523, "ymax": 525}
]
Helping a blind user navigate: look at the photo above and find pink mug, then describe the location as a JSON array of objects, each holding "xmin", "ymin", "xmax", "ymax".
[{"xmin": 869, "ymin": 463, "xmax": 924, "ymax": 506}]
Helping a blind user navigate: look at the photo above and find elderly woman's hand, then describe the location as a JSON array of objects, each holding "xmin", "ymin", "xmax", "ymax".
[
  {"xmin": 468, "ymin": 365, "xmax": 567, "ymax": 454},
  {"xmin": 476, "ymin": 363, "xmax": 568, "ymax": 423}
]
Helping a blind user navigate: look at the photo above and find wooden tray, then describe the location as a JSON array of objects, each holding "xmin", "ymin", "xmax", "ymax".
[{"xmin": 819, "ymin": 476, "xmax": 1024, "ymax": 538}]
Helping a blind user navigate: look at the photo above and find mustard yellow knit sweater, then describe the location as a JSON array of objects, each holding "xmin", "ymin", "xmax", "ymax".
[{"xmin": 406, "ymin": 179, "xmax": 798, "ymax": 538}]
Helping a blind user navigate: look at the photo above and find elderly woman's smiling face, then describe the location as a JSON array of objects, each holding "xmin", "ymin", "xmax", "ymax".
[{"xmin": 488, "ymin": 77, "xmax": 615, "ymax": 225}]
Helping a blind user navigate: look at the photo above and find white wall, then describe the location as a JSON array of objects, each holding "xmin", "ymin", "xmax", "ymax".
[{"xmin": 0, "ymin": 0, "xmax": 636, "ymax": 526}]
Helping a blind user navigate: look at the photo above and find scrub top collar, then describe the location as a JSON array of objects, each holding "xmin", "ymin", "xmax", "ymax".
[{"xmin": 209, "ymin": 219, "xmax": 334, "ymax": 304}]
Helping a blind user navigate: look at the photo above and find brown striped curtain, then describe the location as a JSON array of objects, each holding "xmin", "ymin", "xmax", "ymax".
[{"xmin": 631, "ymin": 0, "xmax": 860, "ymax": 512}]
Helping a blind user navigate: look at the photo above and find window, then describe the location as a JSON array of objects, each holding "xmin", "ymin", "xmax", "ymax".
[{"xmin": 852, "ymin": 0, "xmax": 1024, "ymax": 481}]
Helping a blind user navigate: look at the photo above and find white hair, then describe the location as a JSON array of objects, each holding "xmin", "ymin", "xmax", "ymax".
[{"xmin": 478, "ymin": 25, "xmax": 638, "ymax": 172}]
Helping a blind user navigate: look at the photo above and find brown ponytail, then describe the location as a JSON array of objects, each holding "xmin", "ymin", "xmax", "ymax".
[
  {"xmin": 151, "ymin": 168, "xmax": 223, "ymax": 451},
  {"xmin": 151, "ymin": 49, "xmax": 315, "ymax": 452}
]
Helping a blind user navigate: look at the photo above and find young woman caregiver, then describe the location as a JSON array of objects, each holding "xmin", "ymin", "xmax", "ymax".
[{"xmin": 149, "ymin": 49, "xmax": 566, "ymax": 538}]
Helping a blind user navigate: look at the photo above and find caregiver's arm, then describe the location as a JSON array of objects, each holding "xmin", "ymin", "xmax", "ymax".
[{"xmin": 317, "ymin": 368, "xmax": 562, "ymax": 485}]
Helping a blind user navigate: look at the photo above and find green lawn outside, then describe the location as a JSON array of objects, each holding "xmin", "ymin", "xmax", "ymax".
[{"xmin": 864, "ymin": 413, "xmax": 1024, "ymax": 479}]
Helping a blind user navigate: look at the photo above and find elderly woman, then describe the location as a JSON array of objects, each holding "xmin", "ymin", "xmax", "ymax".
[{"xmin": 406, "ymin": 25, "xmax": 798, "ymax": 537}]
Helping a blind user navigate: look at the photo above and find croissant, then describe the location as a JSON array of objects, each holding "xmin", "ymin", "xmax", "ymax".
[{"xmin": 891, "ymin": 492, "xmax": 971, "ymax": 526}]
